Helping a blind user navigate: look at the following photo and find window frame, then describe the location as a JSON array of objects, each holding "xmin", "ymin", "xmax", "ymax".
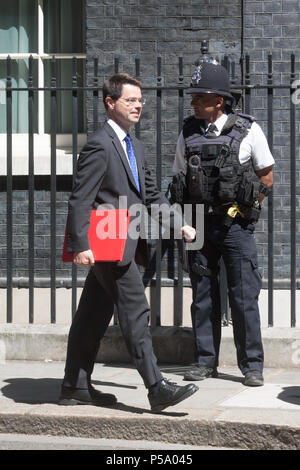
[
  {"xmin": 0, "ymin": 0, "xmax": 87, "ymax": 176},
  {"xmin": 0, "ymin": 0, "xmax": 86, "ymax": 136}
]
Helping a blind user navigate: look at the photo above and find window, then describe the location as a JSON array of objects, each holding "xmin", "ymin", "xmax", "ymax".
[{"xmin": 0, "ymin": 0, "xmax": 86, "ymax": 134}]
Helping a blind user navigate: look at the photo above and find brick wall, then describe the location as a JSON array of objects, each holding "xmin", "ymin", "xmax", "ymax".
[
  {"xmin": 83, "ymin": 0, "xmax": 300, "ymax": 281},
  {"xmin": 85, "ymin": 0, "xmax": 243, "ymax": 190},
  {"xmin": 0, "ymin": 190, "xmax": 89, "ymax": 281},
  {"xmin": 81, "ymin": 0, "xmax": 245, "ymax": 283},
  {"xmin": 243, "ymin": 0, "xmax": 300, "ymax": 278},
  {"xmin": 1, "ymin": 0, "xmax": 299, "ymax": 283}
]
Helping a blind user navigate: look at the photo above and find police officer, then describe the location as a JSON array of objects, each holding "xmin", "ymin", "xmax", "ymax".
[{"xmin": 172, "ymin": 61, "xmax": 274, "ymax": 386}]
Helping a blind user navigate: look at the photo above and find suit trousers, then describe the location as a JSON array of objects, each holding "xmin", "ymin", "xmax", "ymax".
[
  {"xmin": 188, "ymin": 215, "xmax": 264, "ymax": 375},
  {"xmin": 63, "ymin": 260, "xmax": 163, "ymax": 389}
]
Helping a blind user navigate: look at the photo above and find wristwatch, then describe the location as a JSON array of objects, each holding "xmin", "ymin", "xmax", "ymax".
[{"xmin": 259, "ymin": 182, "xmax": 271, "ymax": 197}]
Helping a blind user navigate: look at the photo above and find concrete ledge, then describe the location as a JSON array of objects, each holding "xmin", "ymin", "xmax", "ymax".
[
  {"xmin": 0, "ymin": 412, "xmax": 299, "ymax": 450},
  {"xmin": 0, "ymin": 324, "xmax": 300, "ymax": 369}
]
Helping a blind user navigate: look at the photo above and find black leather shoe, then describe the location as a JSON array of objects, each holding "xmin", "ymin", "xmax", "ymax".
[
  {"xmin": 183, "ymin": 365, "xmax": 218, "ymax": 381},
  {"xmin": 148, "ymin": 379, "xmax": 199, "ymax": 413},
  {"xmin": 244, "ymin": 371, "xmax": 264, "ymax": 387},
  {"xmin": 58, "ymin": 385, "xmax": 117, "ymax": 406}
]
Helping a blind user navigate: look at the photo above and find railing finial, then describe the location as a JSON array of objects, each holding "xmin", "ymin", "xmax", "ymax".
[{"xmin": 195, "ymin": 40, "xmax": 217, "ymax": 66}]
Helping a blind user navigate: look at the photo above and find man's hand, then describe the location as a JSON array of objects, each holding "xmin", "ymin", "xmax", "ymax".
[
  {"xmin": 181, "ymin": 225, "xmax": 196, "ymax": 242},
  {"xmin": 73, "ymin": 250, "xmax": 95, "ymax": 266}
]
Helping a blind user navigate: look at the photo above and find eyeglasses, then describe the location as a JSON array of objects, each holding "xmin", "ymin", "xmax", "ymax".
[{"xmin": 119, "ymin": 97, "xmax": 146, "ymax": 106}]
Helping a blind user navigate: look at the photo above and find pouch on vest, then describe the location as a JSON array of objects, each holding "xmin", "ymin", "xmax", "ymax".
[
  {"xmin": 217, "ymin": 165, "xmax": 238, "ymax": 202},
  {"xmin": 241, "ymin": 204, "xmax": 261, "ymax": 223},
  {"xmin": 236, "ymin": 174, "xmax": 260, "ymax": 206}
]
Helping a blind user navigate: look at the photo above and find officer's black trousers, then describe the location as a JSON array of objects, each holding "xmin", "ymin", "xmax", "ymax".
[{"xmin": 188, "ymin": 215, "xmax": 264, "ymax": 375}]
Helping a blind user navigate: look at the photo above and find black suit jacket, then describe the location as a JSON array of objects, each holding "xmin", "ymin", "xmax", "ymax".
[{"xmin": 67, "ymin": 121, "xmax": 181, "ymax": 266}]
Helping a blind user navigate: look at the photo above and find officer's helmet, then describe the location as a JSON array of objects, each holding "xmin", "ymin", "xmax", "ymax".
[{"xmin": 186, "ymin": 61, "xmax": 234, "ymax": 101}]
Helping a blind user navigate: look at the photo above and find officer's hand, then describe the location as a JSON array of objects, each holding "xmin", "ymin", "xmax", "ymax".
[
  {"xmin": 181, "ymin": 225, "xmax": 196, "ymax": 243},
  {"xmin": 73, "ymin": 250, "xmax": 95, "ymax": 266}
]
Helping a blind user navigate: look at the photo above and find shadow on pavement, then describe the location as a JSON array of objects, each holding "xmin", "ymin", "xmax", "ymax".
[
  {"xmin": 0, "ymin": 378, "xmax": 188, "ymax": 417},
  {"xmin": 159, "ymin": 366, "xmax": 243, "ymax": 384},
  {"xmin": 277, "ymin": 386, "xmax": 300, "ymax": 406},
  {"xmin": 1, "ymin": 378, "xmax": 135, "ymax": 404}
]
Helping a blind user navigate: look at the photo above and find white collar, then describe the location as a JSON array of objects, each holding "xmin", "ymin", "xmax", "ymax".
[
  {"xmin": 107, "ymin": 118, "xmax": 128, "ymax": 142},
  {"xmin": 205, "ymin": 113, "xmax": 229, "ymax": 135}
]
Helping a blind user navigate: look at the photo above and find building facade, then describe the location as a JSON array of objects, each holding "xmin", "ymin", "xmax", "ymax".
[{"xmin": 0, "ymin": 0, "xmax": 299, "ymax": 324}]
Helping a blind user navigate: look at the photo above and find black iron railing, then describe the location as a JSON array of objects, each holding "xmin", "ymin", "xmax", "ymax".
[{"xmin": 1, "ymin": 51, "xmax": 299, "ymax": 327}]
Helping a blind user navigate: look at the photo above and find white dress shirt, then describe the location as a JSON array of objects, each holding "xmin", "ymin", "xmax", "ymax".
[
  {"xmin": 107, "ymin": 118, "xmax": 128, "ymax": 155},
  {"xmin": 173, "ymin": 113, "xmax": 275, "ymax": 175},
  {"xmin": 107, "ymin": 118, "xmax": 139, "ymax": 177}
]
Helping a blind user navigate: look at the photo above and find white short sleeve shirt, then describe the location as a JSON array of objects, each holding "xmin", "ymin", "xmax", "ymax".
[{"xmin": 172, "ymin": 113, "xmax": 275, "ymax": 175}]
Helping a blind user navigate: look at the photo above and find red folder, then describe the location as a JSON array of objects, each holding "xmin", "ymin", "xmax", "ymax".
[{"xmin": 62, "ymin": 209, "xmax": 131, "ymax": 262}]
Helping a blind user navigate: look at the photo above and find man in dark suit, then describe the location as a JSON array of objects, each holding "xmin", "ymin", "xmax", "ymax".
[{"xmin": 59, "ymin": 73, "xmax": 199, "ymax": 413}]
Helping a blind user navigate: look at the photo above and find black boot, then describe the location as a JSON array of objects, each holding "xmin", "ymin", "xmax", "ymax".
[
  {"xmin": 148, "ymin": 378, "xmax": 199, "ymax": 413},
  {"xmin": 59, "ymin": 384, "xmax": 117, "ymax": 406}
]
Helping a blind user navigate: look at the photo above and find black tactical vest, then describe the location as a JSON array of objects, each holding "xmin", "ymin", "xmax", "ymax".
[{"xmin": 183, "ymin": 113, "xmax": 261, "ymax": 207}]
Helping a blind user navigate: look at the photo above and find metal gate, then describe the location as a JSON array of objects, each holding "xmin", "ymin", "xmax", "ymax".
[{"xmin": 1, "ymin": 50, "xmax": 299, "ymax": 326}]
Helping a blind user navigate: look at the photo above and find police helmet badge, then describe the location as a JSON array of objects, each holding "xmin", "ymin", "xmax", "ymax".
[{"xmin": 191, "ymin": 65, "xmax": 202, "ymax": 85}]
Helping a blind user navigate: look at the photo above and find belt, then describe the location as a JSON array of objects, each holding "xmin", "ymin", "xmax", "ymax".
[{"xmin": 204, "ymin": 204, "xmax": 231, "ymax": 216}]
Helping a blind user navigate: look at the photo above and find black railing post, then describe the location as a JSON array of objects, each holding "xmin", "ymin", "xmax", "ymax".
[
  {"xmin": 244, "ymin": 54, "xmax": 251, "ymax": 114},
  {"xmin": 267, "ymin": 53, "xmax": 274, "ymax": 327},
  {"xmin": 150, "ymin": 57, "xmax": 162, "ymax": 326},
  {"xmin": 221, "ymin": 53, "xmax": 230, "ymax": 326},
  {"xmin": 173, "ymin": 56, "xmax": 184, "ymax": 327},
  {"xmin": 290, "ymin": 53, "xmax": 296, "ymax": 327},
  {"xmin": 223, "ymin": 54, "xmax": 229, "ymax": 72},
  {"xmin": 114, "ymin": 57, "xmax": 119, "ymax": 74},
  {"xmin": 6, "ymin": 55, "xmax": 13, "ymax": 323},
  {"xmin": 50, "ymin": 56, "xmax": 57, "ymax": 323},
  {"xmin": 28, "ymin": 55, "xmax": 35, "ymax": 323},
  {"xmin": 156, "ymin": 57, "xmax": 162, "ymax": 193},
  {"xmin": 112, "ymin": 56, "xmax": 120, "ymax": 326},
  {"xmin": 93, "ymin": 57, "xmax": 99, "ymax": 133},
  {"xmin": 71, "ymin": 57, "xmax": 78, "ymax": 318},
  {"xmin": 135, "ymin": 57, "xmax": 141, "ymax": 140},
  {"xmin": 231, "ymin": 61, "xmax": 236, "ymax": 86}
]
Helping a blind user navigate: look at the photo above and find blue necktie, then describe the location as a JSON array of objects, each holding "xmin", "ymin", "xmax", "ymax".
[{"xmin": 124, "ymin": 135, "xmax": 140, "ymax": 192}]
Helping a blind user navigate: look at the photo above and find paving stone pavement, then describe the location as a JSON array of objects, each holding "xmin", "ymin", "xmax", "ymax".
[{"xmin": 0, "ymin": 361, "xmax": 299, "ymax": 450}]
